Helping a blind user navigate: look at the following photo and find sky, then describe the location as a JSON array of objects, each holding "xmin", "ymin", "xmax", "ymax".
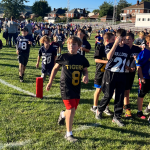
[{"xmin": 25, "ymin": 0, "xmax": 136, "ymax": 12}]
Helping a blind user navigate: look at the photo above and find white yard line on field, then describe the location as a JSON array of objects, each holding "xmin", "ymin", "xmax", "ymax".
[
  {"xmin": 0, "ymin": 79, "xmax": 36, "ymax": 97},
  {"xmin": 0, "ymin": 140, "xmax": 31, "ymax": 149},
  {"xmin": 74, "ymin": 123, "xmax": 101, "ymax": 131},
  {"xmin": 0, "ymin": 78, "xmax": 95, "ymax": 98}
]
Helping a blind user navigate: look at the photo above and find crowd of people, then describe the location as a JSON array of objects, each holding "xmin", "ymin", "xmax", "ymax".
[{"xmin": 0, "ymin": 17, "xmax": 150, "ymax": 143}]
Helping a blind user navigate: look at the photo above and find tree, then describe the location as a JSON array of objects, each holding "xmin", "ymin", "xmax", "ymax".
[
  {"xmin": 141, "ymin": 0, "xmax": 150, "ymax": 1},
  {"xmin": 117, "ymin": 0, "xmax": 131, "ymax": 20},
  {"xmin": 1, "ymin": 0, "xmax": 28, "ymax": 19},
  {"xmin": 99, "ymin": 1, "xmax": 113, "ymax": 17},
  {"xmin": 32, "ymin": 1, "xmax": 51, "ymax": 18},
  {"xmin": 92, "ymin": 9, "xmax": 100, "ymax": 14}
]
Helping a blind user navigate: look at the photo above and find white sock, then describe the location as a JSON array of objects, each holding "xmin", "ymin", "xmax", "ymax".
[
  {"xmin": 66, "ymin": 131, "xmax": 73, "ymax": 137},
  {"xmin": 61, "ymin": 111, "xmax": 65, "ymax": 118},
  {"xmin": 93, "ymin": 106, "xmax": 97, "ymax": 108},
  {"xmin": 148, "ymin": 105, "xmax": 150, "ymax": 109}
]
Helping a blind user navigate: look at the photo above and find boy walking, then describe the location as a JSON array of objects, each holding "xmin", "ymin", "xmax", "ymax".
[
  {"xmin": 46, "ymin": 36, "xmax": 89, "ymax": 142},
  {"xmin": 96, "ymin": 29, "xmax": 130, "ymax": 127},
  {"xmin": 136, "ymin": 34, "xmax": 150, "ymax": 121},
  {"xmin": 16, "ymin": 27, "xmax": 34, "ymax": 82}
]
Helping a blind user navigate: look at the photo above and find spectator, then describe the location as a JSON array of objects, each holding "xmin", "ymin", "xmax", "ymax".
[
  {"xmin": 7, "ymin": 16, "xmax": 19, "ymax": 47},
  {"xmin": 3, "ymin": 18, "xmax": 9, "ymax": 45},
  {"xmin": 25, "ymin": 20, "xmax": 33, "ymax": 38}
]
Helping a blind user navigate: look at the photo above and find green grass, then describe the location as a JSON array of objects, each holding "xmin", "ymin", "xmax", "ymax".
[{"xmin": 0, "ymin": 33, "xmax": 150, "ymax": 150}]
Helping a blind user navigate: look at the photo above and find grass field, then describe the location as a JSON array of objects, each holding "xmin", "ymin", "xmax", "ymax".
[{"xmin": 0, "ymin": 32, "xmax": 150, "ymax": 150}]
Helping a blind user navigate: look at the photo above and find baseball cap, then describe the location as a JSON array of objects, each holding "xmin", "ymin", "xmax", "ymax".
[{"xmin": 21, "ymin": 27, "xmax": 28, "ymax": 32}]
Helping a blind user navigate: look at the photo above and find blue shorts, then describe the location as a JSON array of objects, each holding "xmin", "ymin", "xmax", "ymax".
[{"xmin": 94, "ymin": 84, "xmax": 101, "ymax": 88}]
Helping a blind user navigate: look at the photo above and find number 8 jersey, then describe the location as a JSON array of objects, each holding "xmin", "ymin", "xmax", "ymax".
[
  {"xmin": 16, "ymin": 35, "xmax": 34, "ymax": 53},
  {"xmin": 105, "ymin": 43, "xmax": 130, "ymax": 73},
  {"xmin": 56, "ymin": 53, "xmax": 90, "ymax": 100}
]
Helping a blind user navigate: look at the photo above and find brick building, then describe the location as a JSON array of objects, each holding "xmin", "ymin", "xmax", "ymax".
[
  {"xmin": 120, "ymin": 0, "xmax": 150, "ymax": 23},
  {"xmin": 65, "ymin": 8, "xmax": 87, "ymax": 19},
  {"xmin": 100, "ymin": 15, "xmax": 113, "ymax": 22},
  {"xmin": 48, "ymin": 8, "xmax": 66, "ymax": 18}
]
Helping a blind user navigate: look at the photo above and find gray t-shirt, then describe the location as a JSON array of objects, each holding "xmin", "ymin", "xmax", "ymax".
[
  {"xmin": 25, "ymin": 23, "xmax": 33, "ymax": 35},
  {"xmin": 7, "ymin": 21, "xmax": 19, "ymax": 33}
]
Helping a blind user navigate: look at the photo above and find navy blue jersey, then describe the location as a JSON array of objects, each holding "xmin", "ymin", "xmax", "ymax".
[
  {"xmin": 125, "ymin": 45, "xmax": 141, "ymax": 73},
  {"xmin": 105, "ymin": 43, "xmax": 130, "ymax": 73},
  {"xmin": 56, "ymin": 33, "xmax": 65, "ymax": 42},
  {"xmin": 16, "ymin": 35, "xmax": 34, "ymax": 54},
  {"xmin": 136, "ymin": 48, "xmax": 150, "ymax": 79},
  {"xmin": 39, "ymin": 45, "xmax": 57, "ymax": 74},
  {"xmin": 77, "ymin": 39, "xmax": 91, "ymax": 56},
  {"xmin": 69, "ymin": 30, "xmax": 74, "ymax": 35}
]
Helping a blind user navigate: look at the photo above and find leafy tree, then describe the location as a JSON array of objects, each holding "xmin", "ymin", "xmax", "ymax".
[
  {"xmin": 117, "ymin": 0, "xmax": 131, "ymax": 20},
  {"xmin": 99, "ymin": 1, "xmax": 113, "ymax": 17},
  {"xmin": 37, "ymin": 16, "xmax": 43, "ymax": 22},
  {"xmin": 92, "ymin": 9, "xmax": 100, "ymax": 14},
  {"xmin": 141, "ymin": 0, "xmax": 150, "ymax": 1},
  {"xmin": 1, "ymin": 0, "xmax": 28, "ymax": 19},
  {"xmin": 32, "ymin": 1, "xmax": 51, "ymax": 18}
]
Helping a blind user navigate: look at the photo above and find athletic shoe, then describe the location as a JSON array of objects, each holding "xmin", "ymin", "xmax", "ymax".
[
  {"xmin": 144, "ymin": 106, "xmax": 150, "ymax": 115},
  {"xmin": 64, "ymin": 135, "xmax": 78, "ymax": 143},
  {"xmin": 19, "ymin": 76, "xmax": 24, "ymax": 82},
  {"xmin": 137, "ymin": 111, "xmax": 146, "ymax": 119},
  {"xmin": 148, "ymin": 116, "xmax": 150, "ymax": 123},
  {"xmin": 58, "ymin": 110, "xmax": 65, "ymax": 125},
  {"xmin": 95, "ymin": 109, "xmax": 102, "ymax": 120},
  {"xmin": 112, "ymin": 117, "xmax": 125, "ymax": 127},
  {"xmin": 103, "ymin": 106, "xmax": 113, "ymax": 116},
  {"xmin": 125, "ymin": 109, "xmax": 132, "ymax": 118},
  {"xmin": 90, "ymin": 106, "xmax": 97, "ymax": 113}
]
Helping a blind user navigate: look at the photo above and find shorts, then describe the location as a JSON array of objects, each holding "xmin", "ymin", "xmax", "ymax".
[
  {"xmin": 63, "ymin": 99, "xmax": 80, "ymax": 110},
  {"xmin": 19, "ymin": 53, "xmax": 29, "ymax": 67},
  {"xmin": 94, "ymin": 77, "xmax": 103, "ymax": 87},
  {"xmin": 94, "ymin": 84, "xmax": 101, "ymax": 88},
  {"xmin": 125, "ymin": 72, "xmax": 136, "ymax": 90},
  {"xmin": 138, "ymin": 78, "xmax": 150, "ymax": 98},
  {"xmin": 58, "ymin": 41, "xmax": 63, "ymax": 49}
]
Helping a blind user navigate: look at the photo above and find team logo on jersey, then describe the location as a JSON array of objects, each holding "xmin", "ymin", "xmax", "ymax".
[{"xmin": 65, "ymin": 65, "xmax": 83, "ymax": 70}]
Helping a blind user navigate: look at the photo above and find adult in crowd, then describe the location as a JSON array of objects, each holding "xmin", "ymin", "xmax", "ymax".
[
  {"xmin": 87, "ymin": 25, "xmax": 92, "ymax": 39},
  {"xmin": 0, "ymin": 20, "xmax": 2, "ymax": 33},
  {"xmin": 7, "ymin": 17, "xmax": 19, "ymax": 47},
  {"xmin": 3, "ymin": 18, "xmax": 9, "ymax": 45},
  {"xmin": 25, "ymin": 20, "xmax": 33, "ymax": 38}
]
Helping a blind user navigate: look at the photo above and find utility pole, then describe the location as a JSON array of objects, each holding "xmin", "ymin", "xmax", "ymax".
[
  {"xmin": 113, "ymin": 0, "xmax": 117, "ymax": 27},
  {"xmin": 66, "ymin": 0, "xmax": 70, "ymax": 24}
]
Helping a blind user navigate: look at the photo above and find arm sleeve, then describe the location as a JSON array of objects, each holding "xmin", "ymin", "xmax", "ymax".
[
  {"xmin": 55, "ymin": 55, "xmax": 64, "ymax": 66},
  {"xmin": 38, "ymin": 48, "xmax": 42, "ymax": 57},
  {"xmin": 105, "ymin": 44, "xmax": 112, "ymax": 54},
  {"xmin": 83, "ymin": 57, "xmax": 90, "ymax": 68},
  {"xmin": 136, "ymin": 51, "xmax": 144, "ymax": 66},
  {"xmin": 94, "ymin": 46, "xmax": 103, "ymax": 59},
  {"xmin": 85, "ymin": 41, "xmax": 91, "ymax": 50}
]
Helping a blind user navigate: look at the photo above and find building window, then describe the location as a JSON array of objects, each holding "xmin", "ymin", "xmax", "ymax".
[
  {"xmin": 142, "ymin": 18, "xmax": 146, "ymax": 21},
  {"xmin": 147, "ymin": 10, "xmax": 149, "ymax": 13},
  {"xmin": 137, "ymin": 18, "xmax": 141, "ymax": 21},
  {"xmin": 127, "ymin": 10, "xmax": 129, "ymax": 13},
  {"xmin": 148, "ymin": 18, "xmax": 150, "ymax": 21},
  {"xmin": 138, "ymin": 10, "xmax": 140, "ymax": 13},
  {"xmin": 130, "ymin": 9, "xmax": 132, "ymax": 13},
  {"xmin": 135, "ymin": 9, "xmax": 137, "ymax": 12}
]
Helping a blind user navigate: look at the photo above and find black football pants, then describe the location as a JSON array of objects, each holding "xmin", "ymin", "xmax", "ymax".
[{"xmin": 98, "ymin": 70, "xmax": 126, "ymax": 119}]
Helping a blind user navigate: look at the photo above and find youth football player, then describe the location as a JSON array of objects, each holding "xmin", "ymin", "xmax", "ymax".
[
  {"xmin": 91, "ymin": 33, "xmax": 115, "ymax": 116},
  {"xmin": 36, "ymin": 36, "xmax": 57, "ymax": 82},
  {"xmin": 50, "ymin": 36, "xmax": 59, "ymax": 55},
  {"xmin": 124, "ymin": 32, "xmax": 141, "ymax": 119},
  {"xmin": 56, "ymin": 29, "xmax": 65, "ymax": 56},
  {"xmin": 136, "ymin": 34, "xmax": 150, "ymax": 120},
  {"xmin": 16, "ymin": 27, "xmax": 34, "ymax": 82},
  {"xmin": 77, "ymin": 29, "xmax": 91, "ymax": 57},
  {"xmin": 46, "ymin": 36, "xmax": 89, "ymax": 142},
  {"xmin": 96, "ymin": 29, "xmax": 130, "ymax": 127}
]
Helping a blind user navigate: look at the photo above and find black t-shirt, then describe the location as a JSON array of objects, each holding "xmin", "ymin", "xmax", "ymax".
[
  {"xmin": 125, "ymin": 45, "xmax": 141, "ymax": 73},
  {"xmin": 94, "ymin": 44, "xmax": 107, "ymax": 82},
  {"xmin": 77, "ymin": 39, "xmax": 91, "ymax": 56},
  {"xmin": 56, "ymin": 53, "xmax": 90, "ymax": 100},
  {"xmin": 69, "ymin": 30, "xmax": 74, "ymax": 35},
  {"xmin": 105, "ymin": 43, "xmax": 130, "ymax": 73}
]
